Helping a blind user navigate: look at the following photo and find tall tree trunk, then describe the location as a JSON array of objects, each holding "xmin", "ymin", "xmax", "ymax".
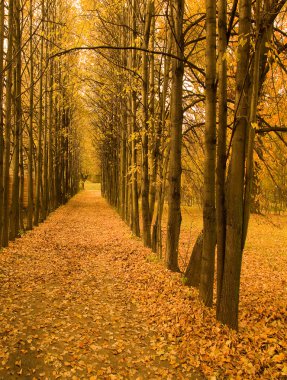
[
  {"xmin": 216, "ymin": 0, "xmax": 228, "ymax": 317},
  {"xmin": 55, "ymin": 91, "xmax": 61, "ymax": 206},
  {"xmin": 42, "ymin": 33, "xmax": 49, "ymax": 220},
  {"xmin": 242, "ymin": 0, "xmax": 275, "ymax": 246},
  {"xmin": 120, "ymin": 109, "xmax": 127, "ymax": 219},
  {"xmin": 0, "ymin": 0, "xmax": 5, "ymax": 245},
  {"xmin": 27, "ymin": 0, "xmax": 34, "ymax": 230},
  {"xmin": 34, "ymin": 2, "xmax": 45, "ymax": 226},
  {"xmin": 48, "ymin": 76, "xmax": 55, "ymax": 211},
  {"xmin": 148, "ymin": 11, "xmax": 156, "ymax": 224},
  {"xmin": 141, "ymin": 0, "xmax": 154, "ymax": 247},
  {"xmin": 152, "ymin": 147, "xmax": 170, "ymax": 256},
  {"xmin": 131, "ymin": 96, "xmax": 140, "ymax": 237},
  {"xmin": 151, "ymin": 27, "xmax": 172, "ymax": 255},
  {"xmin": 2, "ymin": 0, "xmax": 14, "ymax": 247},
  {"xmin": 217, "ymin": 0, "xmax": 252, "ymax": 330},
  {"xmin": 10, "ymin": 0, "xmax": 22, "ymax": 240},
  {"xmin": 119, "ymin": 21, "xmax": 128, "ymax": 220},
  {"xmin": 166, "ymin": 0, "xmax": 185, "ymax": 272},
  {"xmin": 199, "ymin": 0, "xmax": 217, "ymax": 306},
  {"xmin": 49, "ymin": 3, "xmax": 57, "ymax": 211},
  {"xmin": 130, "ymin": 0, "xmax": 140, "ymax": 237}
]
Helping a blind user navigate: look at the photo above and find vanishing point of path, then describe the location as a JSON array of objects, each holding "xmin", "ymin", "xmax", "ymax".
[{"xmin": 0, "ymin": 191, "xmax": 203, "ymax": 380}]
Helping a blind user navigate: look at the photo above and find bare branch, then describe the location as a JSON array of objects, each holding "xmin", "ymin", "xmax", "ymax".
[{"xmin": 49, "ymin": 45, "xmax": 205, "ymax": 75}]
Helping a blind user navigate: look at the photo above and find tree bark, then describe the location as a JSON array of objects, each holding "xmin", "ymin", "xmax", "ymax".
[
  {"xmin": 2, "ymin": 0, "xmax": 14, "ymax": 246},
  {"xmin": 34, "ymin": 1, "xmax": 45, "ymax": 226},
  {"xmin": 166, "ymin": 0, "xmax": 185, "ymax": 272},
  {"xmin": 141, "ymin": 1, "xmax": 154, "ymax": 247},
  {"xmin": 184, "ymin": 231, "xmax": 203, "ymax": 287},
  {"xmin": 10, "ymin": 0, "xmax": 22, "ymax": 240},
  {"xmin": 216, "ymin": 0, "xmax": 228, "ymax": 316},
  {"xmin": 199, "ymin": 0, "xmax": 217, "ymax": 307},
  {"xmin": 151, "ymin": 25, "xmax": 172, "ymax": 255},
  {"xmin": 27, "ymin": 0, "xmax": 34, "ymax": 230},
  {"xmin": 0, "ymin": 0, "xmax": 5, "ymax": 245},
  {"xmin": 242, "ymin": 0, "xmax": 274, "ymax": 247},
  {"xmin": 217, "ymin": 0, "xmax": 252, "ymax": 330},
  {"xmin": 130, "ymin": 0, "xmax": 140, "ymax": 237}
]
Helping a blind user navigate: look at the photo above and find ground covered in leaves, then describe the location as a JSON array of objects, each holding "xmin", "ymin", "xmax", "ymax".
[{"xmin": 0, "ymin": 190, "xmax": 286, "ymax": 379}]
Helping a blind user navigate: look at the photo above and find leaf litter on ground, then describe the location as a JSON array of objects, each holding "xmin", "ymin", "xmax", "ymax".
[{"xmin": 0, "ymin": 190, "xmax": 286, "ymax": 379}]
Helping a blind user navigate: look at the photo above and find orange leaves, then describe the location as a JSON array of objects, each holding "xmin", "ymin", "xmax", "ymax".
[
  {"xmin": 272, "ymin": 353, "xmax": 286, "ymax": 363},
  {"xmin": 0, "ymin": 192, "xmax": 286, "ymax": 379}
]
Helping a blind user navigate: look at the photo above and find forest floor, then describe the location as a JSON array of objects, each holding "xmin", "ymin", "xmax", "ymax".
[{"xmin": 0, "ymin": 190, "xmax": 286, "ymax": 380}]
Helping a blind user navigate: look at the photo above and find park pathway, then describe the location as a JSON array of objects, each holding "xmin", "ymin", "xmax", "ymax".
[{"xmin": 0, "ymin": 191, "xmax": 203, "ymax": 380}]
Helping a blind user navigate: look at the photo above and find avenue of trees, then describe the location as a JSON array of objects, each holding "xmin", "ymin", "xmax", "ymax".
[
  {"xmin": 81, "ymin": 0, "xmax": 287, "ymax": 330},
  {"xmin": 1, "ymin": 0, "xmax": 286, "ymax": 331},
  {"xmin": 0, "ymin": 0, "xmax": 81, "ymax": 247}
]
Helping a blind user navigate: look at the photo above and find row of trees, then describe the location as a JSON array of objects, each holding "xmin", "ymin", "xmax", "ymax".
[
  {"xmin": 0, "ymin": 0, "xmax": 81, "ymax": 247},
  {"xmin": 82, "ymin": 0, "xmax": 287, "ymax": 329},
  {"xmin": 3, "ymin": 0, "xmax": 284, "ymax": 330}
]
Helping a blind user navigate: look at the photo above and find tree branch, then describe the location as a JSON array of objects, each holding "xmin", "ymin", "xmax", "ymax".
[
  {"xmin": 49, "ymin": 45, "xmax": 205, "ymax": 75},
  {"xmin": 255, "ymin": 127, "xmax": 287, "ymax": 134}
]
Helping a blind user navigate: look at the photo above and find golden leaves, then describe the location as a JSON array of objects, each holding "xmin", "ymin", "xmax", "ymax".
[{"xmin": 0, "ymin": 191, "xmax": 286, "ymax": 379}]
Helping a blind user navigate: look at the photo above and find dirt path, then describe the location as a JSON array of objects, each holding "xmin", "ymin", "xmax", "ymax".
[{"xmin": 0, "ymin": 191, "xmax": 203, "ymax": 380}]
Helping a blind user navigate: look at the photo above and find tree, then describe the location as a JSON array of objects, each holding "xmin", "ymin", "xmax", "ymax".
[
  {"xmin": 0, "ymin": 0, "xmax": 82, "ymax": 248},
  {"xmin": 66, "ymin": 0, "xmax": 287, "ymax": 330},
  {"xmin": 0, "ymin": 0, "xmax": 5, "ymax": 244},
  {"xmin": 141, "ymin": 0, "xmax": 154, "ymax": 247},
  {"xmin": 2, "ymin": 0, "xmax": 14, "ymax": 247},
  {"xmin": 166, "ymin": 0, "xmax": 185, "ymax": 272},
  {"xmin": 199, "ymin": 0, "xmax": 217, "ymax": 307}
]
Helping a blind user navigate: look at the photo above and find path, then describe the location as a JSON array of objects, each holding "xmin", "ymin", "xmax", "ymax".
[{"xmin": 0, "ymin": 191, "xmax": 203, "ymax": 380}]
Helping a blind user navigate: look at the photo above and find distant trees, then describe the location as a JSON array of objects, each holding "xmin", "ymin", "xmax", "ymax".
[{"xmin": 0, "ymin": 0, "xmax": 81, "ymax": 247}]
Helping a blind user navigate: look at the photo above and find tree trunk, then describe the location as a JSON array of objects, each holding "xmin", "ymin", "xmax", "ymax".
[
  {"xmin": 141, "ymin": 0, "xmax": 154, "ymax": 247},
  {"xmin": 199, "ymin": 0, "xmax": 217, "ymax": 307},
  {"xmin": 148, "ymin": 11, "xmax": 156, "ymax": 224},
  {"xmin": 151, "ymin": 26, "xmax": 172, "ymax": 255},
  {"xmin": 166, "ymin": 0, "xmax": 185, "ymax": 272},
  {"xmin": 48, "ymin": 38, "xmax": 55, "ymax": 212},
  {"xmin": 131, "ymin": 92, "xmax": 140, "ymax": 237},
  {"xmin": 242, "ymin": 0, "xmax": 274, "ymax": 247},
  {"xmin": 0, "ymin": 0, "xmax": 5, "ymax": 245},
  {"xmin": 216, "ymin": 0, "xmax": 228, "ymax": 316},
  {"xmin": 130, "ymin": 0, "xmax": 140, "ymax": 237},
  {"xmin": 217, "ymin": 0, "xmax": 252, "ymax": 330},
  {"xmin": 10, "ymin": 0, "xmax": 22, "ymax": 240},
  {"xmin": 184, "ymin": 231, "xmax": 203, "ymax": 287},
  {"xmin": 42, "ymin": 35, "xmax": 49, "ymax": 220},
  {"xmin": 2, "ymin": 0, "xmax": 14, "ymax": 247},
  {"xmin": 27, "ymin": 0, "xmax": 34, "ymax": 230},
  {"xmin": 34, "ymin": 1, "xmax": 45, "ymax": 226}
]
